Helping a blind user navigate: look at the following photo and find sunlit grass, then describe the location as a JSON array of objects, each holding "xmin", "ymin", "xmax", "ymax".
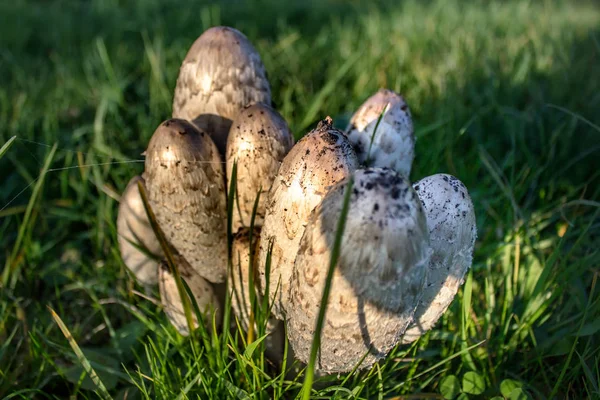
[{"xmin": 1, "ymin": 0, "xmax": 599, "ymax": 398}]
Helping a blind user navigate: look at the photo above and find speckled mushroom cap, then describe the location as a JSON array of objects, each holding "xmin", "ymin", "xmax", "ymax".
[
  {"xmin": 143, "ymin": 118, "xmax": 227, "ymax": 283},
  {"xmin": 116, "ymin": 175, "xmax": 162, "ymax": 286},
  {"xmin": 172, "ymin": 26, "xmax": 271, "ymax": 156},
  {"xmin": 158, "ymin": 256, "xmax": 221, "ymax": 336},
  {"xmin": 346, "ymin": 89, "xmax": 414, "ymax": 177},
  {"xmin": 286, "ymin": 168, "xmax": 430, "ymax": 373},
  {"xmin": 257, "ymin": 117, "xmax": 359, "ymax": 319},
  {"xmin": 402, "ymin": 173, "xmax": 476, "ymax": 344},
  {"xmin": 226, "ymin": 103, "xmax": 293, "ymax": 232}
]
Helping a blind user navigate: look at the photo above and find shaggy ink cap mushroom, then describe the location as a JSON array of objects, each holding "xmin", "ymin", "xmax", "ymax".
[
  {"xmin": 226, "ymin": 103, "xmax": 293, "ymax": 232},
  {"xmin": 257, "ymin": 117, "xmax": 359, "ymax": 319},
  {"xmin": 116, "ymin": 176, "xmax": 162, "ymax": 286},
  {"xmin": 143, "ymin": 118, "xmax": 227, "ymax": 283},
  {"xmin": 172, "ymin": 26, "xmax": 271, "ymax": 156},
  {"xmin": 159, "ymin": 256, "xmax": 221, "ymax": 336},
  {"xmin": 346, "ymin": 89, "xmax": 414, "ymax": 177},
  {"xmin": 229, "ymin": 228, "xmax": 286, "ymax": 363},
  {"xmin": 402, "ymin": 173, "xmax": 477, "ymax": 343},
  {"xmin": 286, "ymin": 168, "xmax": 430, "ymax": 373}
]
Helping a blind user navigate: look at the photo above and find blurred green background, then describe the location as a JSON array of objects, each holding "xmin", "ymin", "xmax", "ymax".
[{"xmin": 0, "ymin": 0, "xmax": 599, "ymax": 398}]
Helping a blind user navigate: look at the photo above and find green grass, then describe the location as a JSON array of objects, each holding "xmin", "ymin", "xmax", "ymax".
[{"xmin": 1, "ymin": 0, "xmax": 600, "ymax": 398}]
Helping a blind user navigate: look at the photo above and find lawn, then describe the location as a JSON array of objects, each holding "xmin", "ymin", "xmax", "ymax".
[{"xmin": 1, "ymin": 0, "xmax": 599, "ymax": 398}]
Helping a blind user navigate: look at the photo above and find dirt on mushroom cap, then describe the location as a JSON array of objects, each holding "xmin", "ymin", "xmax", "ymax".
[
  {"xmin": 402, "ymin": 173, "xmax": 477, "ymax": 344},
  {"xmin": 143, "ymin": 118, "xmax": 228, "ymax": 283},
  {"xmin": 346, "ymin": 89, "xmax": 414, "ymax": 177},
  {"xmin": 286, "ymin": 168, "xmax": 430, "ymax": 373},
  {"xmin": 226, "ymin": 103, "xmax": 293, "ymax": 233},
  {"xmin": 116, "ymin": 175, "xmax": 162, "ymax": 286},
  {"xmin": 172, "ymin": 26, "xmax": 271, "ymax": 156},
  {"xmin": 257, "ymin": 117, "xmax": 359, "ymax": 319}
]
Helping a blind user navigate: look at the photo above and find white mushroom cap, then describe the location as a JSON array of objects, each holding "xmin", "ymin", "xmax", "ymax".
[
  {"xmin": 159, "ymin": 256, "xmax": 221, "ymax": 336},
  {"xmin": 226, "ymin": 103, "xmax": 293, "ymax": 232},
  {"xmin": 229, "ymin": 228, "xmax": 287, "ymax": 364},
  {"xmin": 143, "ymin": 119, "xmax": 227, "ymax": 283},
  {"xmin": 402, "ymin": 173, "xmax": 476, "ymax": 344},
  {"xmin": 172, "ymin": 26, "xmax": 271, "ymax": 156},
  {"xmin": 257, "ymin": 117, "xmax": 359, "ymax": 318},
  {"xmin": 346, "ymin": 89, "xmax": 414, "ymax": 177},
  {"xmin": 116, "ymin": 175, "xmax": 162, "ymax": 286},
  {"xmin": 287, "ymin": 168, "xmax": 430, "ymax": 373}
]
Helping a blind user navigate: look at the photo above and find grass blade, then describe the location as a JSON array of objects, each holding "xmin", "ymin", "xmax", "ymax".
[
  {"xmin": 301, "ymin": 177, "xmax": 354, "ymax": 400},
  {"xmin": 48, "ymin": 307, "xmax": 113, "ymax": 400},
  {"xmin": 0, "ymin": 135, "xmax": 16, "ymax": 159}
]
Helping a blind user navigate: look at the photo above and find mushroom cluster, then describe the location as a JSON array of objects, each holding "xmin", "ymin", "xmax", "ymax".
[{"xmin": 116, "ymin": 26, "xmax": 477, "ymax": 374}]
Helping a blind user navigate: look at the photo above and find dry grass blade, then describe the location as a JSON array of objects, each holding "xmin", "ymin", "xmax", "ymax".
[
  {"xmin": 136, "ymin": 180, "xmax": 196, "ymax": 337},
  {"xmin": 48, "ymin": 306, "xmax": 113, "ymax": 400}
]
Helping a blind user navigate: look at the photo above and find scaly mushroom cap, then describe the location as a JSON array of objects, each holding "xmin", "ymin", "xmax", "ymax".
[
  {"xmin": 226, "ymin": 103, "xmax": 293, "ymax": 232},
  {"xmin": 143, "ymin": 119, "xmax": 227, "ymax": 283},
  {"xmin": 172, "ymin": 26, "xmax": 271, "ymax": 156},
  {"xmin": 346, "ymin": 89, "xmax": 414, "ymax": 176},
  {"xmin": 287, "ymin": 168, "xmax": 430, "ymax": 373},
  {"xmin": 257, "ymin": 117, "xmax": 359, "ymax": 318},
  {"xmin": 401, "ymin": 173, "xmax": 476, "ymax": 344},
  {"xmin": 116, "ymin": 176, "xmax": 162, "ymax": 286},
  {"xmin": 159, "ymin": 256, "xmax": 221, "ymax": 336},
  {"xmin": 229, "ymin": 228, "xmax": 286, "ymax": 363}
]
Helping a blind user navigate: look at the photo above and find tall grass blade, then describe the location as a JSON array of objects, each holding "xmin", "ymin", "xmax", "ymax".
[
  {"xmin": 48, "ymin": 307, "xmax": 113, "ymax": 400},
  {"xmin": 301, "ymin": 177, "xmax": 354, "ymax": 400}
]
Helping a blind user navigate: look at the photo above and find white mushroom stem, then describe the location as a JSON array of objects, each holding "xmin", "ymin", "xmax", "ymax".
[
  {"xmin": 346, "ymin": 89, "xmax": 414, "ymax": 177},
  {"xmin": 286, "ymin": 168, "xmax": 430, "ymax": 373},
  {"xmin": 116, "ymin": 176, "xmax": 162, "ymax": 286},
  {"xmin": 226, "ymin": 103, "xmax": 293, "ymax": 232},
  {"xmin": 229, "ymin": 228, "xmax": 287, "ymax": 363},
  {"xmin": 258, "ymin": 117, "xmax": 359, "ymax": 319},
  {"xmin": 173, "ymin": 26, "xmax": 271, "ymax": 156},
  {"xmin": 401, "ymin": 173, "xmax": 477, "ymax": 344}
]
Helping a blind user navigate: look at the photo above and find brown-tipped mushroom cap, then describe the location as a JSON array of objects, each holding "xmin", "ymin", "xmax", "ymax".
[
  {"xmin": 287, "ymin": 168, "xmax": 430, "ymax": 373},
  {"xmin": 346, "ymin": 89, "xmax": 414, "ymax": 176},
  {"xmin": 401, "ymin": 173, "xmax": 476, "ymax": 344},
  {"xmin": 257, "ymin": 118, "xmax": 359, "ymax": 318},
  {"xmin": 172, "ymin": 26, "xmax": 271, "ymax": 156},
  {"xmin": 229, "ymin": 228, "xmax": 286, "ymax": 363},
  {"xmin": 226, "ymin": 103, "xmax": 293, "ymax": 232},
  {"xmin": 143, "ymin": 119, "xmax": 227, "ymax": 283},
  {"xmin": 116, "ymin": 176, "xmax": 162, "ymax": 286},
  {"xmin": 159, "ymin": 256, "xmax": 221, "ymax": 336}
]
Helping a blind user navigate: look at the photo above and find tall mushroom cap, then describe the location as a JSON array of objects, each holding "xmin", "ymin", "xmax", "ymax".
[
  {"xmin": 346, "ymin": 89, "xmax": 414, "ymax": 177},
  {"xmin": 257, "ymin": 117, "xmax": 359, "ymax": 319},
  {"xmin": 287, "ymin": 168, "xmax": 430, "ymax": 373},
  {"xmin": 226, "ymin": 103, "xmax": 293, "ymax": 232},
  {"xmin": 401, "ymin": 173, "xmax": 476, "ymax": 344},
  {"xmin": 143, "ymin": 118, "xmax": 227, "ymax": 283},
  {"xmin": 229, "ymin": 228, "xmax": 286, "ymax": 363},
  {"xmin": 158, "ymin": 256, "xmax": 221, "ymax": 336},
  {"xmin": 172, "ymin": 26, "xmax": 271, "ymax": 156},
  {"xmin": 116, "ymin": 175, "xmax": 162, "ymax": 286}
]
